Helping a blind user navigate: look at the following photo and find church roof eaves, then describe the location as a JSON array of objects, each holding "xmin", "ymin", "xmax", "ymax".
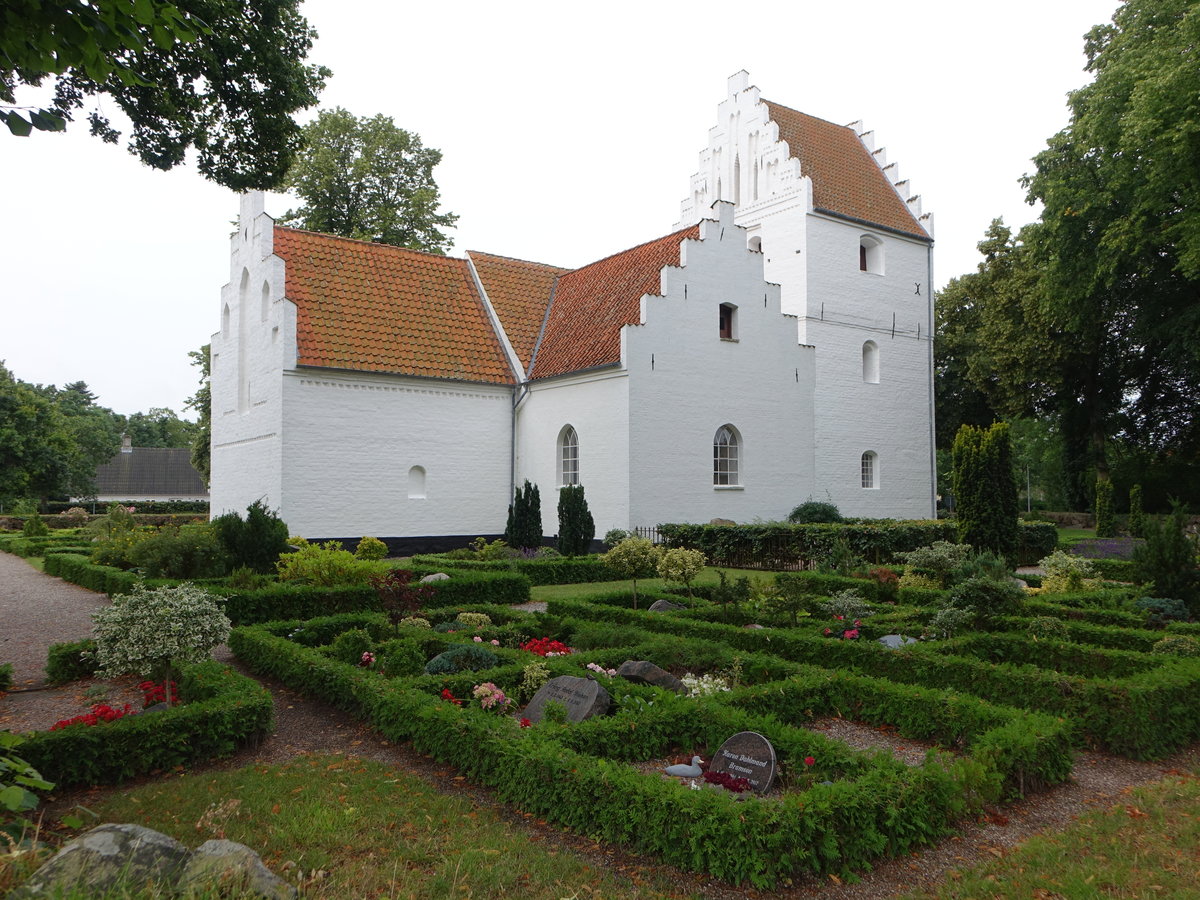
[{"xmin": 762, "ymin": 100, "xmax": 930, "ymax": 241}]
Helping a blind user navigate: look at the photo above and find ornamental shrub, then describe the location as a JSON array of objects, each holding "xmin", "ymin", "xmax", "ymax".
[
  {"xmin": 893, "ymin": 541, "xmax": 972, "ymax": 587},
  {"xmin": 0, "ymin": 662, "xmax": 11, "ymax": 692},
  {"xmin": 556, "ymin": 485, "xmax": 595, "ymax": 557},
  {"xmin": 1151, "ymin": 635, "xmax": 1200, "ymax": 657},
  {"xmin": 91, "ymin": 583, "xmax": 231, "ymax": 681},
  {"xmin": 518, "ymin": 661, "xmax": 551, "ymax": 702},
  {"xmin": 952, "ymin": 422, "xmax": 1019, "ymax": 562},
  {"xmin": 603, "ymin": 528, "xmax": 629, "ymax": 548},
  {"xmin": 1027, "ymin": 616, "xmax": 1069, "ymax": 641},
  {"xmin": 820, "ymin": 588, "xmax": 875, "ymax": 620},
  {"xmin": 1133, "ymin": 503, "xmax": 1200, "ymax": 613},
  {"xmin": 424, "ymin": 644, "xmax": 500, "ymax": 676},
  {"xmin": 328, "ymin": 628, "xmax": 373, "ymax": 665},
  {"xmin": 21, "ymin": 513, "xmax": 49, "ymax": 537},
  {"xmin": 1133, "ymin": 597, "xmax": 1190, "ymax": 628},
  {"xmin": 1094, "ymin": 478, "xmax": 1116, "ymax": 538},
  {"xmin": 212, "ymin": 500, "xmax": 290, "ymax": 574},
  {"xmin": 505, "ymin": 480, "xmax": 543, "ymax": 550},
  {"xmin": 942, "ymin": 575, "xmax": 1025, "ymax": 627},
  {"xmin": 787, "ymin": 500, "xmax": 843, "ymax": 524},
  {"xmin": 354, "ymin": 536, "xmax": 389, "ymax": 560},
  {"xmin": 375, "ymin": 640, "xmax": 426, "ymax": 678},
  {"xmin": 45, "ymin": 639, "xmax": 98, "ymax": 684},
  {"xmin": 62, "ymin": 506, "xmax": 90, "ymax": 527},
  {"xmin": 128, "ymin": 522, "xmax": 225, "ymax": 578},
  {"xmin": 602, "ymin": 536, "xmax": 662, "ymax": 608},
  {"xmin": 923, "ymin": 606, "xmax": 975, "ymax": 640},
  {"xmin": 455, "ymin": 612, "xmax": 493, "ymax": 629},
  {"xmin": 277, "ymin": 540, "xmax": 387, "ymax": 586},
  {"xmin": 1127, "ymin": 484, "xmax": 1145, "ymax": 538},
  {"xmin": 1038, "ymin": 550, "xmax": 1101, "ymax": 594},
  {"xmin": 657, "ymin": 547, "xmax": 706, "ymax": 598}
]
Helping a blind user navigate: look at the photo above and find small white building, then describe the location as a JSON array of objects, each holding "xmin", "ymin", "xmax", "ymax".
[{"xmin": 210, "ymin": 72, "xmax": 936, "ymax": 547}]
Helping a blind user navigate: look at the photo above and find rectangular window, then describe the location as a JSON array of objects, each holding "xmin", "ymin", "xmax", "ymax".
[{"xmin": 719, "ymin": 303, "xmax": 737, "ymax": 340}]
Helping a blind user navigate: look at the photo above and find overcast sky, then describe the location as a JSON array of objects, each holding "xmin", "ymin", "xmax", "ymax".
[{"xmin": 0, "ymin": 0, "xmax": 1121, "ymax": 420}]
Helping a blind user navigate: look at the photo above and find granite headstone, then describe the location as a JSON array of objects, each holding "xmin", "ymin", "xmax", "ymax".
[
  {"xmin": 709, "ymin": 731, "xmax": 777, "ymax": 793},
  {"xmin": 523, "ymin": 675, "xmax": 611, "ymax": 724},
  {"xmin": 616, "ymin": 660, "xmax": 687, "ymax": 694}
]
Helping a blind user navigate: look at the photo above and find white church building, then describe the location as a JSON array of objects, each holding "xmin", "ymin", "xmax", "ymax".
[{"xmin": 210, "ymin": 72, "xmax": 937, "ymax": 548}]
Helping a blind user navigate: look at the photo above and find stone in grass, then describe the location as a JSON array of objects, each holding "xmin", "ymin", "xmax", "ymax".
[
  {"xmin": 709, "ymin": 731, "xmax": 777, "ymax": 794},
  {"xmin": 12, "ymin": 823, "xmax": 190, "ymax": 897},
  {"xmin": 523, "ymin": 675, "xmax": 611, "ymax": 723},
  {"xmin": 179, "ymin": 840, "xmax": 297, "ymax": 899},
  {"xmin": 647, "ymin": 598, "xmax": 685, "ymax": 612},
  {"xmin": 616, "ymin": 660, "xmax": 687, "ymax": 694},
  {"xmin": 420, "ymin": 572, "xmax": 450, "ymax": 583},
  {"xmin": 877, "ymin": 634, "xmax": 920, "ymax": 649}
]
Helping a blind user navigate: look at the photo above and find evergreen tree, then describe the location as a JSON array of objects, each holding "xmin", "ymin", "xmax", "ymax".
[
  {"xmin": 952, "ymin": 423, "xmax": 1019, "ymax": 562},
  {"xmin": 1128, "ymin": 484, "xmax": 1145, "ymax": 538},
  {"xmin": 504, "ymin": 480, "xmax": 542, "ymax": 550},
  {"xmin": 556, "ymin": 485, "xmax": 595, "ymax": 558},
  {"xmin": 1094, "ymin": 478, "xmax": 1116, "ymax": 538},
  {"xmin": 1133, "ymin": 503, "xmax": 1200, "ymax": 613}
]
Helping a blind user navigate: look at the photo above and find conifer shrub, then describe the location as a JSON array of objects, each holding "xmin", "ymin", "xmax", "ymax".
[
  {"xmin": 1027, "ymin": 616, "xmax": 1069, "ymax": 641},
  {"xmin": 1133, "ymin": 597, "xmax": 1190, "ymax": 628},
  {"xmin": 354, "ymin": 536, "xmax": 388, "ymax": 560},
  {"xmin": 505, "ymin": 480, "xmax": 543, "ymax": 550},
  {"xmin": 952, "ymin": 422, "xmax": 1019, "ymax": 562},
  {"xmin": 556, "ymin": 485, "xmax": 595, "ymax": 557},
  {"xmin": 787, "ymin": 500, "xmax": 843, "ymax": 524},
  {"xmin": 1133, "ymin": 503, "xmax": 1200, "ymax": 613},
  {"xmin": 1094, "ymin": 478, "xmax": 1116, "ymax": 538},
  {"xmin": 1127, "ymin": 484, "xmax": 1145, "ymax": 537},
  {"xmin": 21, "ymin": 513, "xmax": 49, "ymax": 537},
  {"xmin": 1151, "ymin": 634, "xmax": 1200, "ymax": 657},
  {"xmin": 212, "ymin": 500, "xmax": 290, "ymax": 573},
  {"xmin": 424, "ymin": 644, "xmax": 499, "ymax": 675}
]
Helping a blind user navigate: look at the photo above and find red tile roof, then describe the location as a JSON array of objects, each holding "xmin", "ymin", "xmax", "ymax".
[
  {"xmin": 763, "ymin": 100, "xmax": 929, "ymax": 239},
  {"xmin": 468, "ymin": 251, "xmax": 568, "ymax": 371},
  {"xmin": 529, "ymin": 225, "xmax": 701, "ymax": 380},
  {"xmin": 273, "ymin": 227, "xmax": 514, "ymax": 384}
]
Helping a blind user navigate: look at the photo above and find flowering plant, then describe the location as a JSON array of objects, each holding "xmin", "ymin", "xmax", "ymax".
[
  {"xmin": 585, "ymin": 662, "xmax": 616, "ymax": 677},
  {"xmin": 138, "ymin": 680, "xmax": 179, "ymax": 708},
  {"xmin": 472, "ymin": 682, "xmax": 511, "ymax": 712},
  {"xmin": 680, "ymin": 672, "xmax": 731, "ymax": 696},
  {"xmin": 703, "ymin": 771, "xmax": 751, "ymax": 793},
  {"xmin": 519, "ymin": 717, "xmax": 532, "ymax": 728},
  {"xmin": 440, "ymin": 688, "xmax": 463, "ymax": 707},
  {"xmin": 520, "ymin": 637, "xmax": 572, "ymax": 657},
  {"xmin": 359, "ymin": 651, "xmax": 376, "ymax": 668},
  {"xmin": 822, "ymin": 617, "xmax": 862, "ymax": 640},
  {"xmin": 51, "ymin": 703, "xmax": 133, "ymax": 731}
]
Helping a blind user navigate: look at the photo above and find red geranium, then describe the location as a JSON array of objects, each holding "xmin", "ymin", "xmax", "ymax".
[{"xmin": 520, "ymin": 637, "xmax": 573, "ymax": 657}]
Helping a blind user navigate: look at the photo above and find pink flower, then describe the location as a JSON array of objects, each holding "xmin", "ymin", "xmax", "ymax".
[
  {"xmin": 473, "ymin": 636, "xmax": 483, "ymax": 643},
  {"xmin": 490, "ymin": 639, "xmax": 500, "ymax": 646}
]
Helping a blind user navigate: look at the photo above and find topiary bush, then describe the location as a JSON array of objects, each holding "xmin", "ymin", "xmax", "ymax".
[
  {"xmin": 942, "ymin": 575, "xmax": 1025, "ymax": 627},
  {"xmin": 1127, "ymin": 484, "xmax": 1145, "ymax": 538},
  {"xmin": 1151, "ymin": 634, "xmax": 1200, "ymax": 657},
  {"xmin": 952, "ymin": 422, "xmax": 1019, "ymax": 562},
  {"xmin": 354, "ymin": 536, "xmax": 389, "ymax": 560},
  {"xmin": 657, "ymin": 547, "xmax": 706, "ymax": 598},
  {"xmin": 556, "ymin": 485, "xmax": 595, "ymax": 557},
  {"xmin": 455, "ymin": 612, "xmax": 492, "ymax": 629},
  {"xmin": 91, "ymin": 583, "xmax": 231, "ymax": 682},
  {"xmin": 787, "ymin": 500, "xmax": 843, "ymax": 524},
  {"xmin": 1039, "ymin": 550, "xmax": 1102, "ymax": 594},
  {"xmin": 1094, "ymin": 478, "xmax": 1116, "ymax": 538},
  {"xmin": 277, "ymin": 540, "xmax": 387, "ymax": 586},
  {"xmin": 45, "ymin": 639, "xmax": 99, "ymax": 685},
  {"xmin": 424, "ymin": 644, "xmax": 500, "ymax": 675},
  {"xmin": 602, "ymin": 536, "xmax": 662, "ymax": 608},
  {"xmin": 505, "ymin": 479, "xmax": 543, "ymax": 551},
  {"xmin": 327, "ymin": 628, "xmax": 374, "ymax": 665}
]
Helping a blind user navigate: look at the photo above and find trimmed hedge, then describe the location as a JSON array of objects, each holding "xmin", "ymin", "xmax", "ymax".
[
  {"xmin": 46, "ymin": 639, "xmax": 99, "ymax": 685},
  {"xmin": 18, "ymin": 660, "xmax": 272, "ymax": 789},
  {"xmin": 0, "ymin": 533, "xmax": 90, "ymax": 559},
  {"xmin": 409, "ymin": 554, "xmax": 621, "ymax": 586},
  {"xmin": 229, "ymin": 620, "xmax": 1070, "ymax": 888},
  {"xmin": 547, "ymin": 596, "xmax": 1200, "ymax": 759},
  {"xmin": 42, "ymin": 553, "xmax": 138, "ymax": 594},
  {"xmin": 656, "ymin": 521, "xmax": 1059, "ymax": 568}
]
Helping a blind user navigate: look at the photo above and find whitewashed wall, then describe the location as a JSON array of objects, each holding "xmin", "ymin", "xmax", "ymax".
[
  {"xmin": 513, "ymin": 371, "xmax": 630, "ymax": 540},
  {"xmin": 280, "ymin": 370, "xmax": 512, "ymax": 539},
  {"xmin": 626, "ymin": 203, "xmax": 816, "ymax": 528},
  {"xmin": 209, "ymin": 194, "xmax": 289, "ymax": 520}
]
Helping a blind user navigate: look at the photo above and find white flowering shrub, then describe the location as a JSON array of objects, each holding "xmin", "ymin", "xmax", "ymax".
[
  {"xmin": 681, "ymin": 672, "xmax": 731, "ymax": 696},
  {"xmin": 92, "ymin": 583, "xmax": 231, "ymax": 680}
]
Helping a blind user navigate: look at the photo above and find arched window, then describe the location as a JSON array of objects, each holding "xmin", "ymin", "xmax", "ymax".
[
  {"xmin": 260, "ymin": 281, "xmax": 270, "ymax": 322},
  {"xmin": 559, "ymin": 426, "xmax": 579, "ymax": 486},
  {"xmin": 222, "ymin": 303, "xmax": 231, "ymax": 335},
  {"xmin": 408, "ymin": 465, "xmax": 426, "ymax": 499},
  {"xmin": 862, "ymin": 341, "xmax": 880, "ymax": 383},
  {"xmin": 861, "ymin": 451, "xmax": 878, "ymax": 489},
  {"xmin": 747, "ymin": 235, "xmax": 762, "ymax": 253},
  {"xmin": 237, "ymin": 269, "xmax": 249, "ymax": 414},
  {"xmin": 859, "ymin": 235, "xmax": 884, "ymax": 274},
  {"xmin": 714, "ymin": 425, "xmax": 741, "ymax": 486}
]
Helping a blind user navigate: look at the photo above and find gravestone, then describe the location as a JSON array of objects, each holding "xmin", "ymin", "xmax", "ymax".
[
  {"xmin": 877, "ymin": 634, "xmax": 920, "ymax": 649},
  {"xmin": 709, "ymin": 731, "xmax": 777, "ymax": 793},
  {"xmin": 523, "ymin": 675, "xmax": 611, "ymax": 724},
  {"xmin": 616, "ymin": 660, "xmax": 687, "ymax": 694},
  {"xmin": 647, "ymin": 599, "xmax": 685, "ymax": 612}
]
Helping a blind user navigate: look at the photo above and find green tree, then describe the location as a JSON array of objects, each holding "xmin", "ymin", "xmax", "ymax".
[
  {"xmin": 504, "ymin": 480, "xmax": 542, "ymax": 551},
  {"xmin": 1094, "ymin": 478, "xmax": 1116, "ymax": 537},
  {"xmin": 556, "ymin": 485, "xmax": 595, "ymax": 558},
  {"xmin": 601, "ymin": 536, "xmax": 661, "ymax": 608},
  {"xmin": 185, "ymin": 344, "xmax": 211, "ymax": 484},
  {"xmin": 281, "ymin": 108, "xmax": 458, "ymax": 252},
  {"xmin": 124, "ymin": 407, "xmax": 197, "ymax": 448},
  {"xmin": 1133, "ymin": 503, "xmax": 1200, "ymax": 613},
  {"xmin": 2, "ymin": 0, "xmax": 328, "ymax": 190},
  {"xmin": 52, "ymin": 381, "xmax": 124, "ymax": 498},
  {"xmin": 952, "ymin": 423, "xmax": 1019, "ymax": 562}
]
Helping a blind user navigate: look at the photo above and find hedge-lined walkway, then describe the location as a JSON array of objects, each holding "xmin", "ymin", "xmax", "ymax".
[{"xmin": 0, "ymin": 552, "xmax": 109, "ymax": 687}]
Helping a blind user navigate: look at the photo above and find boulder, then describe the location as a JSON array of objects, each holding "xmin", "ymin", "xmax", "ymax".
[
  {"xmin": 616, "ymin": 660, "xmax": 687, "ymax": 694},
  {"xmin": 13, "ymin": 824, "xmax": 189, "ymax": 897},
  {"xmin": 647, "ymin": 599, "xmax": 685, "ymax": 612},
  {"xmin": 419, "ymin": 572, "xmax": 451, "ymax": 583},
  {"xmin": 179, "ymin": 840, "xmax": 297, "ymax": 899}
]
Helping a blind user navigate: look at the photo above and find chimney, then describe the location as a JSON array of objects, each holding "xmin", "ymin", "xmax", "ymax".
[{"xmin": 121, "ymin": 434, "xmax": 133, "ymax": 453}]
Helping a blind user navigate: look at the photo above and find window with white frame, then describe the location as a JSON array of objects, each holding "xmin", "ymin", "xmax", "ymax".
[
  {"xmin": 859, "ymin": 235, "xmax": 884, "ymax": 274},
  {"xmin": 559, "ymin": 425, "xmax": 579, "ymax": 486},
  {"xmin": 861, "ymin": 451, "xmax": 878, "ymax": 489},
  {"xmin": 862, "ymin": 341, "xmax": 880, "ymax": 383},
  {"xmin": 713, "ymin": 425, "xmax": 741, "ymax": 486}
]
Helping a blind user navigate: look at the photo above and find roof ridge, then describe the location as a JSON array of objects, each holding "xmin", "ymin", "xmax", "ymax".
[
  {"xmin": 570, "ymin": 223, "xmax": 703, "ymax": 275},
  {"xmin": 467, "ymin": 249, "xmax": 571, "ymax": 271},
  {"xmin": 274, "ymin": 225, "xmax": 466, "ymax": 261}
]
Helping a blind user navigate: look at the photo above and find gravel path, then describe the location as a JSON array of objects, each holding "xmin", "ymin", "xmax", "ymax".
[{"xmin": 0, "ymin": 553, "xmax": 109, "ymax": 688}]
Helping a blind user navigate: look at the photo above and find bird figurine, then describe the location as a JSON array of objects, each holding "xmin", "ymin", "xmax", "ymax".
[{"xmin": 664, "ymin": 756, "xmax": 704, "ymax": 778}]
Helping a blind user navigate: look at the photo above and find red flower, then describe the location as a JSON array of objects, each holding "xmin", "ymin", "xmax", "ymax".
[
  {"xmin": 519, "ymin": 718, "xmax": 532, "ymax": 728},
  {"xmin": 804, "ymin": 756, "xmax": 816, "ymax": 766},
  {"xmin": 440, "ymin": 688, "xmax": 463, "ymax": 707},
  {"xmin": 823, "ymin": 628, "xmax": 832, "ymax": 636}
]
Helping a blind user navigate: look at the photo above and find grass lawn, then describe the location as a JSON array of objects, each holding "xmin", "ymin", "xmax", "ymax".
[
  {"xmin": 1056, "ymin": 526, "xmax": 1097, "ymax": 548},
  {"xmin": 902, "ymin": 769, "xmax": 1200, "ymax": 898},
  {"xmin": 3, "ymin": 756, "xmax": 694, "ymax": 899}
]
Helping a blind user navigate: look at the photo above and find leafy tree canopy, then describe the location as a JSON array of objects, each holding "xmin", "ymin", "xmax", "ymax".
[
  {"xmin": 1, "ymin": 0, "xmax": 329, "ymax": 190},
  {"xmin": 185, "ymin": 344, "xmax": 211, "ymax": 484},
  {"xmin": 280, "ymin": 107, "xmax": 458, "ymax": 252}
]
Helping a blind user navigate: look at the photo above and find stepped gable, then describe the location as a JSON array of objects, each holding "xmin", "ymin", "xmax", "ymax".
[
  {"xmin": 468, "ymin": 251, "xmax": 569, "ymax": 371},
  {"xmin": 762, "ymin": 100, "xmax": 929, "ymax": 239},
  {"xmin": 273, "ymin": 227, "xmax": 513, "ymax": 384},
  {"xmin": 529, "ymin": 225, "xmax": 701, "ymax": 380}
]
